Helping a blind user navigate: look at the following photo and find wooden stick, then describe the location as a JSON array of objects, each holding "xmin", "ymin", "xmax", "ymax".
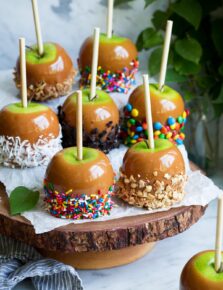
[
  {"xmin": 215, "ymin": 195, "xmax": 223, "ymax": 272},
  {"xmin": 76, "ymin": 90, "xmax": 83, "ymax": 161},
  {"xmin": 19, "ymin": 38, "xmax": 28, "ymax": 108},
  {"xmin": 90, "ymin": 27, "xmax": 100, "ymax": 100},
  {"xmin": 107, "ymin": 0, "xmax": 114, "ymax": 38},
  {"xmin": 158, "ymin": 20, "xmax": 173, "ymax": 91},
  {"xmin": 31, "ymin": 0, "xmax": 44, "ymax": 56},
  {"xmin": 143, "ymin": 74, "xmax": 154, "ymax": 149}
]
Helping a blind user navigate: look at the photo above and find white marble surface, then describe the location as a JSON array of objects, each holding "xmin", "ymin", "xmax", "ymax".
[
  {"xmin": 13, "ymin": 198, "xmax": 220, "ymax": 290},
  {"xmin": 0, "ymin": 0, "xmax": 168, "ymax": 70}
]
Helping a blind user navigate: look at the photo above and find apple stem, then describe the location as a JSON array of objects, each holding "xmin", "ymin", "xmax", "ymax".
[
  {"xmin": 143, "ymin": 74, "xmax": 154, "ymax": 149},
  {"xmin": 158, "ymin": 20, "xmax": 173, "ymax": 92},
  {"xmin": 31, "ymin": 0, "xmax": 44, "ymax": 56},
  {"xmin": 19, "ymin": 38, "xmax": 28, "ymax": 108},
  {"xmin": 76, "ymin": 90, "xmax": 83, "ymax": 161},
  {"xmin": 107, "ymin": 0, "xmax": 114, "ymax": 39},
  {"xmin": 215, "ymin": 195, "xmax": 223, "ymax": 272},
  {"xmin": 90, "ymin": 27, "xmax": 100, "ymax": 101}
]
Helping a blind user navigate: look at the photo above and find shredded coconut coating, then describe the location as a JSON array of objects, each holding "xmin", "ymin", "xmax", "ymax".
[
  {"xmin": 13, "ymin": 68, "xmax": 76, "ymax": 102},
  {"xmin": 0, "ymin": 129, "xmax": 62, "ymax": 168}
]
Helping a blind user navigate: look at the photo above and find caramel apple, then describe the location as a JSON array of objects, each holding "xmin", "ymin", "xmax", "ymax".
[
  {"xmin": 78, "ymin": 33, "xmax": 139, "ymax": 93},
  {"xmin": 14, "ymin": 42, "xmax": 76, "ymax": 101},
  {"xmin": 0, "ymin": 102, "xmax": 61, "ymax": 168},
  {"xmin": 59, "ymin": 88, "xmax": 120, "ymax": 153},
  {"xmin": 44, "ymin": 147, "xmax": 114, "ymax": 219},
  {"xmin": 121, "ymin": 84, "xmax": 189, "ymax": 146},
  {"xmin": 180, "ymin": 251, "xmax": 223, "ymax": 290},
  {"xmin": 116, "ymin": 139, "xmax": 187, "ymax": 209}
]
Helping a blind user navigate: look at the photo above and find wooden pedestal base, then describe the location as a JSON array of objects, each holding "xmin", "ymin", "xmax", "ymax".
[{"xmin": 39, "ymin": 243, "xmax": 155, "ymax": 269}]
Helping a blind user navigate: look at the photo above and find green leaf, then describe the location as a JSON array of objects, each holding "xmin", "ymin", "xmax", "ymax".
[
  {"xmin": 174, "ymin": 54, "xmax": 201, "ymax": 75},
  {"xmin": 165, "ymin": 68, "xmax": 187, "ymax": 82},
  {"xmin": 9, "ymin": 186, "xmax": 40, "ymax": 215},
  {"xmin": 144, "ymin": 0, "xmax": 156, "ymax": 8},
  {"xmin": 114, "ymin": 0, "xmax": 134, "ymax": 7},
  {"xmin": 219, "ymin": 64, "xmax": 223, "ymax": 76},
  {"xmin": 136, "ymin": 31, "xmax": 144, "ymax": 51},
  {"xmin": 211, "ymin": 19, "xmax": 223, "ymax": 58},
  {"xmin": 213, "ymin": 84, "xmax": 223, "ymax": 104},
  {"xmin": 148, "ymin": 47, "xmax": 162, "ymax": 76},
  {"xmin": 174, "ymin": 37, "xmax": 202, "ymax": 64},
  {"xmin": 172, "ymin": 0, "xmax": 202, "ymax": 29},
  {"xmin": 152, "ymin": 10, "xmax": 168, "ymax": 30},
  {"xmin": 140, "ymin": 27, "xmax": 163, "ymax": 50}
]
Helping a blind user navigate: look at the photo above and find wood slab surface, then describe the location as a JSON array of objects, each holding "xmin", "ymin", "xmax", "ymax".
[{"xmin": 0, "ymin": 162, "xmax": 206, "ymax": 253}]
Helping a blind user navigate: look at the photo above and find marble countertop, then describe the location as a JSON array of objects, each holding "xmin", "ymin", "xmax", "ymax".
[{"xmin": 13, "ymin": 198, "xmax": 218, "ymax": 290}]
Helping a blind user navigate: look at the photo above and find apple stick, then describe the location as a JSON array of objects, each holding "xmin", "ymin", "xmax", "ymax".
[
  {"xmin": 158, "ymin": 20, "xmax": 173, "ymax": 91},
  {"xmin": 90, "ymin": 27, "xmax": 100, "ymax": 101},
  {"xmin": 107, "ymin": 0, "xmax": 114, "ymax": 38},
  {"xmin": 215, "ymin": 195, "xmax": 223, "ymax": 272},
  {"xmin": 143, "ymin": 74, "xmax": 154, "ymax": 149},
  {"xmin": 76, "ymin": 90, "xmax": 83, "ymax": 161},
  {"xmin": 31, "ymin": 0, "xmax": 44, "ymax": 56},
  {"xmin": 19, "ymin": 38, "xmax": 28, "ymax": 108}
]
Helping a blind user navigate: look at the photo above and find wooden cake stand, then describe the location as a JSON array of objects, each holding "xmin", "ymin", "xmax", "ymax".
[{"xmin": 0, "ymin": 162, "xmax": 206, "ymax": 269}]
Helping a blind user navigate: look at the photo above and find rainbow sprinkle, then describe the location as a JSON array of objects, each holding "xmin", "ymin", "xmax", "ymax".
[
  {"xmin": 79, "ymin": 59, "xmax": 139, "ymax": 93},
  {"xmin": 120, "ymin": 104, "xmax": 190, "ymax": 146},
  {"xmin": 44, "ymin": 179, "xmax": 114, "ymax": 220}
]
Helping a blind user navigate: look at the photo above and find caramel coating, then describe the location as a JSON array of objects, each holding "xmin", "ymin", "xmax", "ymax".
[
  {"xmin": 16, "ymin": 43, "xmax": 74, "ymax": 85},
  {"xmin": 122, "ymin": 143, "xmax": 185, "ymax": 181},
  {"xmin": 62, "ymin": 92, "xmax": 119, "ymax": 135},
  {"xmin": 45, "ymin": 148, "xmax": 114, "ymax": 196},
  {"xmin": 0, "ymin": 106, "xmax": 60, "ymax": 144},
  {"xmin": 180, "ymin": 251, "xmax": 223, "ymax": 290},
  {"xmin": 79, "ymin": 36, "xmax": 138, "ymax": 72},
  {"xmin": 129, "ymin": 85, "xmax": 185, "ymax": 124}
]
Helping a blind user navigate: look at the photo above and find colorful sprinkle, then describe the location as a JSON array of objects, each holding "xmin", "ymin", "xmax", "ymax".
[
  {"xmin": 79, "ymin": 59, "xmax": 139, "ymax": 93},
  {"xmin": 44, "ymin": 180, "xmax": 114, "ymax": 220}
]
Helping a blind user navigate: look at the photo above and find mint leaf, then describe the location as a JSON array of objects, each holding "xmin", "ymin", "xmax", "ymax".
[
  {"xmin": 172, "ymin": 0, "xmax": 202, "ymax": 29},
  {"xmin": 141, "ymin": 27, "xmax": 163, "ymax": 50},
  {"xmin": 148, "ymin": 47, "xmax": 162, "ymax": 76},
  {"xmin": 144, "ymin": 0, "xmax": 156, "ymax": 8},
  {"xmin": 174, "ymin": 37, "xmax": 202, "ymax": 64},
  {"xmin": 9, "ymin": 186, "xmax": 40, "ymax": 215}
]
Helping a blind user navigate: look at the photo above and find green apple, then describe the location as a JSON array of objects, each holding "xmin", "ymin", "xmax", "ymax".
[
  {"xmin": 26, "ymin": 42, "xmax": 57, "ymax": 64},
  {"xmin": 63, "ymin": 147, "xmax": 99, "ymax": 164},
  {"xmin": 131, "ymin": 139, "xmax": 173, "ymax": 153},
  {"xmin": 128, "ymin": 83, "xmax": 185, "ymax": 124},
  {"xmin": 180, "ymin": 251, "xmax": 223, "ymax": 290},
  {"xmin": 69, "ymin": 88, "xmax": 112, "ymax": 105},
  {"xmin": 5, "ymin": 102, "xmax": 48, "ymax": 114},
  {"xmin": 99, "ymin": 33, "xmax": 128, "ymax": 44}
]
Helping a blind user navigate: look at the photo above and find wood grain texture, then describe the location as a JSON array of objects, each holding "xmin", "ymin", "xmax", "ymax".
[{"xmin": 0, "ymin": 162, "xmax": 206, "ymax": 253}]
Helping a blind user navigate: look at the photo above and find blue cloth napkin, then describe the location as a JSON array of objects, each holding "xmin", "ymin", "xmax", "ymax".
[{"xmin": 0, "ymin": 235, "xmax": 83, "ymax": 290}]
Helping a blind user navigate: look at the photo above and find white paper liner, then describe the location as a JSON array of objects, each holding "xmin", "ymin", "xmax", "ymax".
[
  {"xmin": 0, "ymin": 130, "xmax": 62, "ymax": 168},
  {"xmin": 0, "ymin": 144, "xmax": 222, "ymax": 234}
]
